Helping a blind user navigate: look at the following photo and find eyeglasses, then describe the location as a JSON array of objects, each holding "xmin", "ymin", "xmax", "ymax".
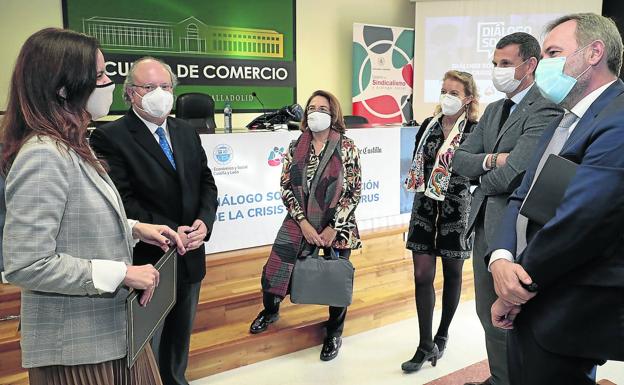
[
  {"xmin": 306, "ymin": 105, "xmax": 330, "ymax": 114},
  {"xmin": 131, "ymin": 83, "xmax": 173, "ymax": 92}
]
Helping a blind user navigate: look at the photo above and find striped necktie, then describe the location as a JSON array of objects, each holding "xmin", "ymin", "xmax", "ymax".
[{"xmin": 155, "ymin": 126, "xmax": 176, "ymax": 170}]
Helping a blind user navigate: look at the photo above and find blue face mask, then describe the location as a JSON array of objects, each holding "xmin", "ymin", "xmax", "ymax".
[{"xmin": 535, "ymin": 45, "xmax": 592, "ymax": 104}]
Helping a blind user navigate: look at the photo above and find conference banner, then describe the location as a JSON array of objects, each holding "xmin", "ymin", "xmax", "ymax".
[
  {"xmin": 63, "ymin": 0, "xmax": 296, "ymax": 113},
  {"xmin": 352, "ymin": 23, "xmax": 414, "ymax": 124},
  {"xmin": 201, "ymin": 128, "xmax": 402, "ymax": 254},
  {"xmin": 348, "ymin": 128, "xmax": 401, "ymax": 220},
  {"xmin": 201, "ymin": 131, "xmax": 296, "ymax": 253}
]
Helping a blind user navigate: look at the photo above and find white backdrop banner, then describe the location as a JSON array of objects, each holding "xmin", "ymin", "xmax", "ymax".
[{"xmin": 202, "ymin": 127, "xmax": 402, "ymax": 254}]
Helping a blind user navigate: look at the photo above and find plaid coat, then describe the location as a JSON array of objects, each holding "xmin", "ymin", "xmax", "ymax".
[
  {"xmin": 3, "ymin": 136, "xmax": 134, "ymax": 367},
  {"xmin": 261, "ymin": 129, "xmax": 361, "ymax": 297}
]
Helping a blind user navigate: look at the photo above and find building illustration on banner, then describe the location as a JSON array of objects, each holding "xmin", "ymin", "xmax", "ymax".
[{"xmin": 82, "ymin": 16, "xmax": 284, "ymax": 58}]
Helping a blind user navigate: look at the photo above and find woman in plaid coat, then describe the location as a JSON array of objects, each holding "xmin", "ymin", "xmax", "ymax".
[{"xmin": 250, "ymin": 90, "xmax": 362, "ymax": 361}]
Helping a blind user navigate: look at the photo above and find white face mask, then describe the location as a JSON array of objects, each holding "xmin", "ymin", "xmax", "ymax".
[
  {"xmin": 86, "ymin": 82, "xmax": 115, "ymax": 120},
  {"xmin": 307, "ymin": 111, "xmax": 331, "ymax": 132},
  {"xmin": 492, "ymin": 59, "xmax": 529, "ymax": 93},
  {"xmin": 439, "ymin": 94, "xmax": 464, "ymax": 116},
  {"xmin": 136, "ymin": 87, "xmax": 174, "ymax": 118}
]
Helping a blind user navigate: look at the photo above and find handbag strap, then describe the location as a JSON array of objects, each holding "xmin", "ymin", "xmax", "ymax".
[{"xmin": 298, "ymin": 244, "xmax": 340, "ymax": 260}]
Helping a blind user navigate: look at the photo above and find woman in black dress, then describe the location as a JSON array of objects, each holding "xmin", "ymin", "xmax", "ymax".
[{"xmin": 402, "ymin": 70, "xmax": 479, "ymax": 372}]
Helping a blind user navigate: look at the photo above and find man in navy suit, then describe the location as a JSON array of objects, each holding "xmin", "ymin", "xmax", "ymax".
[{"xmin": 487, "ymin": 13, "xmax": 624, "ymax": 385}]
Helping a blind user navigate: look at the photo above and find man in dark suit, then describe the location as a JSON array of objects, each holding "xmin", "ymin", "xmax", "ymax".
[
  {"xmin": 90, "ymin": 57, "xmax": 218, "ymax": 385},
  {"xmin": 453, "ymin": 33, "xmax": 562, "ymax": 385},
  {"xmin": 488, "ymin": 13, "xmax": 624, "ymax": 385}
]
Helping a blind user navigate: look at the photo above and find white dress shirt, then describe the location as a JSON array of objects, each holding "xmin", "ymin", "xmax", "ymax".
[
  {"xmin": 488, "ymin": 80, "xmax": 617, "ymax": 269},
  {"xmin": 133, "ymin": 107, "xmax": 173, "ymax": 149}
]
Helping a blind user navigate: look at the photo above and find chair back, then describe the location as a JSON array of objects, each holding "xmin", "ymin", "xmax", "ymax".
[
  {"xmin": 175, "ymin": 93, "xmax": 216, "ymax": 134},
  {"xmin": 343, "ymin": 115, "xmax": 369, "ymax": 127}
]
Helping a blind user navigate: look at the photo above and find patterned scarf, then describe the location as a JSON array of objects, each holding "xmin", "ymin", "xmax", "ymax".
[
  {"xmin": 261, "ymin": 129, "xmax": 344, "ymax": 297},
  {"xmin": 405, "ymin": 112, "xmax": 467, "ymax": 201}
]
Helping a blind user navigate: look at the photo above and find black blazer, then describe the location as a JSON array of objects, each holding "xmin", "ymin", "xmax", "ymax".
[{"xmin": 90, "ymin": 109, "xmax": 218, "ymax": 283}]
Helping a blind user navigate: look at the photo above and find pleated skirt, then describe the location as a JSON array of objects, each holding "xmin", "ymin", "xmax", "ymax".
[{"xmin": 28, "ymin": 345, "xmax": 162, "ymax": 385}]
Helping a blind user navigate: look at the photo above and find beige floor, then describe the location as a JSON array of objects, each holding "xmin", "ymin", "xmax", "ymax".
[{"xmin": 192, "ymin": 300, "xmax": 624, "ymax": 385}]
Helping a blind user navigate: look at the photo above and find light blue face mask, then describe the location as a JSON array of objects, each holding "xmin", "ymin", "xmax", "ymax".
[{"xmin": 535, "ymin": 45, "xmax": 592, "ymax": 104}]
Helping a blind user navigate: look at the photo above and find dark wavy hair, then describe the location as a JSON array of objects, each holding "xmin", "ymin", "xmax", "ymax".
[
  {"xmin": 301, "ymin": 90, "xmax": 347, "ymax": 134},
  {"xmin": 1, "ymin": 28, "xmax": 103, "ymax": 175}
]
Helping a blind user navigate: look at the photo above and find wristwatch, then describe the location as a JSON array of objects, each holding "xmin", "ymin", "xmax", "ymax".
[{"xmin": 490, "ymin": 153, "xmax": 499, "ymax": 169}]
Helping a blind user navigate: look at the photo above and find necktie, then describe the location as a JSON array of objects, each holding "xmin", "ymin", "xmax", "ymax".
[
  {"xmin": 499, "ymin": 99, "xmax": 515, "ymax": 131},
  {"xmin": 516, "ymin": 112, "xmax": 578, "ymax": 256},
  {"xmin": 155, "ymin": 126, "xmax": 176, "ymax": 170}
]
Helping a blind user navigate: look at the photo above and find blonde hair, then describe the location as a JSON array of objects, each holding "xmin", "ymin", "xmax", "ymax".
[{"xmin": 434, "ymin": 70, "xmax": 480, "ymax": 122}]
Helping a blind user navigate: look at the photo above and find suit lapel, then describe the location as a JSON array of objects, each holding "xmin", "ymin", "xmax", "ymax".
[
  {"xmin": 100, "ymin": 172, "xmax": 135, "ymax": 254},
  {"xmin": 562, "ymin": 80, "xmax": 624, "ymax": 153},
  {"xmin": 486, "ymin": 100, "xmax": 504, "ymax": 151},
  {"xmin": 168, "ymin": 118, "xmax": 186, "ymax": 183},
  {"xmin": 495, "ymin": 85, "xmax": 538, "ymax": 146},
  {"xmin": 127, "ymin": 110, "xmax": 177, "ymax": 177},
  {"xmin": 77, "ymin": 159, "xmax": 133, "ymax": 253},
  {"xmin": 79, "ymin": 159, "xmax": 122, "ymax": 217}
]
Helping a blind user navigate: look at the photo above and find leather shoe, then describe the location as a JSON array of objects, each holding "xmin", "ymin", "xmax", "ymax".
[
  {"xmin": 464, "ymin": 377, "xmax": 492, "ymax": 385},
  {"xmin": 401, "ymin": 344, "xmax": 439, "ymax": 372},
  {"xmin": 249, "ymin": 311, "xmax": 279, "ymax": 334},
  {"xmin": 320, "ymin": 336, "xmax": 342, "ymax": 361}
]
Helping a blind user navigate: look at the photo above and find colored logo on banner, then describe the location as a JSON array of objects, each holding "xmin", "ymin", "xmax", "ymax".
[
  {"xmin": 267, "ymin": 146, "xmax": 287, "ymax": 166},
  {"xmin": 214, "ymin": 144, "xmax": 233, "ymax": 165},
  {"xmin": 352, "ymin": 24, "xmax": 414, "ymax": 124}
]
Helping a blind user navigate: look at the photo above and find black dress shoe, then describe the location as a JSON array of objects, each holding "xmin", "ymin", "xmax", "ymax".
[
  {"xmin": 249, "ymin": 311, "xmax": 279, "ymax": 334},
  {"xmin": 320, "ymin": 336, "xmax": 342, "ymax": 361},
  {"xmin": 464, "ymin": 377, "xmax": 492, "ymax": 385},
  {"xmin": 433, "ymin": 334, "xmax": 448, "ymax": 359},
  {"xmin": 401, "ymin": 344, "xmax": 439, "ymax": 372}
]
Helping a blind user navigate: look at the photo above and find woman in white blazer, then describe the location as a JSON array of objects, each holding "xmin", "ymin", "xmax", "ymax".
[{"xmin": 1, "ymin": 28, "xmax": 185, "ymax": 385}]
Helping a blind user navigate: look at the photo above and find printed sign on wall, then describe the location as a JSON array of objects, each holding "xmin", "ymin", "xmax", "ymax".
[
  {"xmin": 352, "ymin": 23, "xmax": 414, "ymax": 124},
  {"xmin": 63, "ymin": 0, "xmax": 296, "ymax": 113},
  {"xmin": 201, "ymin": 128, "xmax": 403, "ymax": 254}
]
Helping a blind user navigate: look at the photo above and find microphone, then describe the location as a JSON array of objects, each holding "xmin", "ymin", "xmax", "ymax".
[
  {"xmin": 251, "ymin": 91, "xmax": 271, "ymax": 128},
  {"xmin": 251, "ymin": 92, "xmax": 268, "ymax": 121}
]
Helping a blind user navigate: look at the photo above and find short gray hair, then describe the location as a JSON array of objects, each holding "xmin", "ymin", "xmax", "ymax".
[
  {"xmin": 123, "ymin": 56, "xmax": 178, "ymax": 103},
  {"xmin": 545, "ymin": 13, "xmax": 623, "ymax": 76}
]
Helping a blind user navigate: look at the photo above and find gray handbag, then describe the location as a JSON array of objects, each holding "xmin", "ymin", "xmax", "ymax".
[{"xmin": 290, "ymin": 248, "xmax": 355, "ymax": 307}]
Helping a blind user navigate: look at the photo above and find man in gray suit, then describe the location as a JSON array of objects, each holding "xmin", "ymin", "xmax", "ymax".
[{"xmin": 453, "ymin": 33, "xmax": 563, "ymax": 385}]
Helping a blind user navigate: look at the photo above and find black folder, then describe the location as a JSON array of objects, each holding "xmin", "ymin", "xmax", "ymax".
[
  {"xmin": 520, "ymin": 154, "xmax": 578, "ymax": 225},
  {"xmin": 126, "ymin": 248, "xmax": 177, "ymax": 368}
]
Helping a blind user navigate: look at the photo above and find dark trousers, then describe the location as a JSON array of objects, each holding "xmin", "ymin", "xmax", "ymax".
[
  {"xmin": 473, "ymin": 213, "xmax": 510, "ymax": 385},
  {"xmin": 508, "ymin": 313, "xmax": 601, "ymax": 385},
  {"xmin": 263, "ymin": 248, "xmax": 350, "ymax": 338},
  {"xmin": 151, "ymin": 279, "xmax": 201, "ymax": 385}
]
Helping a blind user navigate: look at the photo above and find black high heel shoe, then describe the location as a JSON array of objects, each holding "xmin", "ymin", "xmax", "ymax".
[
  {"xmin": 433, "ymin": 335, "xmax": 448, "ymax": 359},
  {"xmin": 401, "ymin": 344, "xmax": 439, "ymax": 372}
]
